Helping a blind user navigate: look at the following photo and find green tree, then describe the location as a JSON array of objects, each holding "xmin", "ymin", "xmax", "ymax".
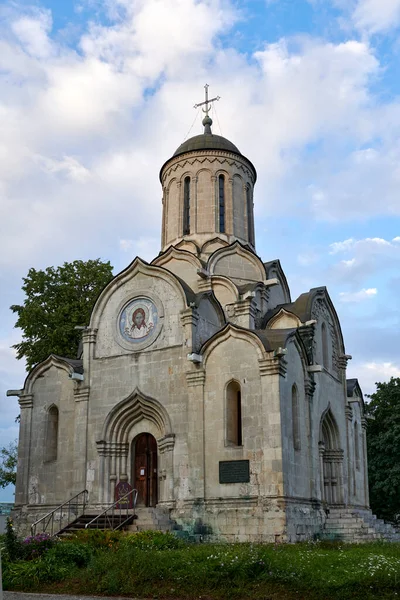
[
  {"xmin": 365, "ymin": 377, "xmax": 400, "ymax": 524},
  {"xmin": 0, "ymin": 442, "xmax": 17, "ymax": 488},
  {"xmin": 11, "ymin": 259, "xmax": 113, "ymax": 370}
]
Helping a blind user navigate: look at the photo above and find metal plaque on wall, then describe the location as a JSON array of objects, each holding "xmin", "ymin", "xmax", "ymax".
[{"xmin": 219, "ymin": 460, "xmax": 250, "ymax": 484}]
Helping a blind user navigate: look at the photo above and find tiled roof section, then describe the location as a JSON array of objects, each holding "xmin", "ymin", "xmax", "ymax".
[
  {"xmin": 172, "ymin": 274, "xmax": 198, "ymax": 306},
  {"xmin": 347, "ymin": 378, "xmax": 359, "ymax": 397},
  {"xmin": 53, "ymin": 356, "xmax": 84, "ymax": 374},
  {"xmin": 253, "ymin": 328, "xmax": 297, "ymax": 352},
  {"xmin": 262, "ymin": 287, "xmax": 327, "ymax": 328}
]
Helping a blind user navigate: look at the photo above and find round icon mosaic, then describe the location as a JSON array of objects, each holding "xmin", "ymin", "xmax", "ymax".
[{"xmin": 119, "ymin": 297, "xmax": 158, "ymax": 343}]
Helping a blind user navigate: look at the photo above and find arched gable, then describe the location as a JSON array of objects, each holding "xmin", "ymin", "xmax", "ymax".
[
  {"xmin": 268, "ymin": 308, "xmax": 302, "ymax": 329},
  {"xmin": 207, "ymin": 241, "xmax": 266, "ymax": 284},
  {"xmin": 264, "ymin": 259, "xmax": 291, "ymax": 304},
  {"xmin": 210, "ymin": 275, "xmax": 240, "ymax": 308},
  {"xmin": 201, "ymin": 237, "xmax": 230, "ymax": 256},
  {"xmin": 175, "ymin": 239, "xmax": 201, "ymax": 255},
  {"xmin": 90, "ymin": 257, "xmax": 193, "ymax": 330},
  {"xmin": 100, "ymin": 388, "xmax": 172, "ymax": 444},
  {"xmin": 201, "ymin": 323, "xmax": 266, "ymax": 367},
  {"xmin": 193, "ymin": 292, "xmax": 226, "ymax": 352},
  {"xmin": 152, "ymin": 246, "xmax": 204, "ymax": 291},
  {"xmin": 310, "ymin": 288, "xmax": 345, "ymax": 377},
  {"xmin": 24, "ymin": 354, "xmax": 77, "ymax": 395}
]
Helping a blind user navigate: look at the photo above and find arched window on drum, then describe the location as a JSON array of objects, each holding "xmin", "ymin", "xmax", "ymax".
[
  {"xmin": 218, "ymin": 174, "xmax": 225, "ymax": 233},
  {"xmin": 183, "ymin": 176, "xmax": 190, "ymax": 235}
]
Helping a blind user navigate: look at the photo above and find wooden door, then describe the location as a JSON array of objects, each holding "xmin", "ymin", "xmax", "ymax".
[{"xmin": 133, "ymin": 433, "xmax": 158, "ymax": 507}]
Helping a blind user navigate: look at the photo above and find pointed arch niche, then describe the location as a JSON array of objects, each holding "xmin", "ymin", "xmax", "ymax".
[
  {"xmin": 319, "ymin": 407, "xmax": 344, "ymax": 505},
  {"xmin": 96, "ymin": 389, "xmax": 175, "ymax": 506}
]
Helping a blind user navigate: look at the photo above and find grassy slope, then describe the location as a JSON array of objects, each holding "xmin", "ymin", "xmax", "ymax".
[{"xmin": 2, "ymin": 531, "xmax": 400, "ymax": 600}]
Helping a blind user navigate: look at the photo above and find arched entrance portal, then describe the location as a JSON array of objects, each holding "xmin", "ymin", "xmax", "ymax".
[
  {"xmin": 132, "ymin": 433, "xmax": 158, "ymax": 507},
  {"xmin": 319, "ymin": 409, "xmax": 344, "ymax": 505}
]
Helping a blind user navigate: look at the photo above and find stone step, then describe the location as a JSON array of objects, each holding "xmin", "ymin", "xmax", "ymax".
[{"xmin": 324, "ymin": 506, "xmax": 400, "ymax": 543}]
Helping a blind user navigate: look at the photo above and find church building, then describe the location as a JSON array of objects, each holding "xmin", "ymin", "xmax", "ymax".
[{"xmin": 11, "ymin": 88, "xmax": 388, "ymax": 542}]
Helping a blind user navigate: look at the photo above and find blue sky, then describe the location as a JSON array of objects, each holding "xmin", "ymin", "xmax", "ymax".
[{"xmin": 1, "ymin": 0, "xmax": 400, "ymax": 502}]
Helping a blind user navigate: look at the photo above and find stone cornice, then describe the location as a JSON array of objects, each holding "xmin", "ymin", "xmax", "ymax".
[
  {"xmin": 181, "ymin": 308, "xmax": 199, "ymax": 327},
  {"xmin": 74, "ymin": 387, "xmax": 90, "ymax": 402},
  {"xmin": 82, "ymin": 328, "xmax": 98, "ymax": 344},
  {"xmin": 259, "ymin": 356, "xmax": 287, "ymax": 377},
  {"xmin": 345, "ymin": 405, "xmax": 353, "ymax": 421},
  {"xmin": 158, "ymin": 433, "xmax": 175, "ymax": 454},
  {"xmin": 161, "ymin": 152, "xmax": 256, "ymax": 185},
  {"xmin": 186, "ymin": 370, "xmax": 206, "ymax": 387},
  {"xmin": 18, "ymin": 394, "xmax": 33, "ymax": 409},
  {"xmin": 304, "ymin": 378, "xmax": 316, "ymax": 398},
  {"xmin": 95, "ymin": 441, "xmax": 129, "ymax": 457}
]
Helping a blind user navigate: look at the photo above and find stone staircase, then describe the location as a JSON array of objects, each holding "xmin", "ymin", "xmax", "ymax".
[
  {"xmin": 323, "ymin": 507, "xmax": 400, "ymax": 542},
  {"xmin": 58, "ymin": 513, "xmax": 135, "ymax": 535},
  {"xmin": 126, "ymin": 507, "xmax": 174, "ymax": 533}
]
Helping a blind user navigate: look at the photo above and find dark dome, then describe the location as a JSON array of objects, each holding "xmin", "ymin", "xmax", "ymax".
[{"xmin": 173, "ymin": 133, "xmax": 241, "ymax": 157}]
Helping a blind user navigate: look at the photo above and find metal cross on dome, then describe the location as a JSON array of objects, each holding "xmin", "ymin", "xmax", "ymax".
[{"xmin": 194, "ymin": 84, "xmax": 220, "ymax": 117}]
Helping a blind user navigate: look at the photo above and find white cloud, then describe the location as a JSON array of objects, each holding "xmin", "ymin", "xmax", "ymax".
[
  {"xmin": 328, "ymin": 236, "xmax": 400, "ymax": 284},
  {"xmin": 352, "ymin": 0, "xmax": 400, "ymax": 34},
  {"xmin": 342, "ymin": 258, "xmax": 356, "ymax": 267},
  {"xmin": 119, "ymin": 237, "xmax": 159, "ymax": 262},
  {"xmin": 330, "ymin": 236, "xmax": 394, "ymax": 254},
  {"xmin": 297, "ymin": 252, "xmax": 319, "ymax": 266},
  {"xmin": 330, "ymin": 238, "xmax": 357, "ymax": 254},
  {"xmin": 339, "ymin": 287, "xmax": 377, "ymax": 302},
  {"xmin": 348, "ymin": 361, "xmax": 400, "ymax": 395},
  {"xmin": 11, "ymin": 9, "xmax": 53, "ymax": 58}
]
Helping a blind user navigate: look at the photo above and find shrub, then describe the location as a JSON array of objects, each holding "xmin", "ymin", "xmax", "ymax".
[
  {"xmin": 3, "ymin": 518, "xmax": 23, "ymax": 561},
  {"xmin": 122, "ymin": 530, "xmax": 186, "ymax": 550},
  {"xmin": 67, "ymin": 528, "xmax": 124, "ymax": 549},
  {"xmin": 47, "ymin": 541, "xmax": 92, "ymax": 567},
  {"xmin": 21, "ymin": 532, "xmax": 55, "ymax": 560},
  {"xmin": 2, "ymin": 555, "xmax": 70, "ymax": 590}
]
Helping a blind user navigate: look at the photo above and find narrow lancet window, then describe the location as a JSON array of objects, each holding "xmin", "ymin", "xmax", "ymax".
[
  {"xmin": 226, "ymin": 381, "xmax": 242, "ymax": 446},
  {"xmin": 322, "ymin": 323, "xmax": 329, "ymax": 368},
  {"xmin": 45, "ymin": 405, "xmax": 59, "ymax": 461},
  {"xmin": 354, "ymin": 421, "xmax": 360, "ymax": 470},
  {"xmin": 246, "ymin": 186, "xmax": 254, "ymax": 246},
  {"xmin": 292, "ymin": 385, "xmax": 301, "ymax": 451},
  {"xmin": 219, "ymin": 174, "xmax": 225, "ymax": 233},
  {"xmin": 183, "ymin": 176, "xmax": 190, "ymax": 235}
]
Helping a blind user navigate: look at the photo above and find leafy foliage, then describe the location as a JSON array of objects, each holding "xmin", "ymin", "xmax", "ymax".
[
  {"xmin": 120, "ymin": 529, "xmax": 186, "ymax": 550},
  {"xmin": 0, "ymin": 441, "xmax": 17, "ymax": 488},
  {"xmin": 365, "ymin": 377, "xmax": 400, "ymax": 524},
  {"xmin": 46, "ymin": 541, "xmax": 92, "ymax": 568},
  {"xmin": 5, "ymin": 539, "xmax": 400, "ymax": 599},
  {"xmin": 21, "ymin": 533, "xmax": 55, "ymax": 560},
  {"xmin": 68, "ymin": 528, "xmax": 124, "ymax": 549},
  {"xmin": 11, "ymin": 259, "xmax": 113, "ymax": 370},
  {"xmin": 4, "ymin": 518, "xmax": 24, "ymax": 562}
]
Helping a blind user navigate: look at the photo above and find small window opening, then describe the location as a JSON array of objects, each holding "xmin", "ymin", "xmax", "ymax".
[
  {"xmin": 219, "ymin": 175, "xmax": 225, "ymax": 233},
  {"xmin": 46, "ymin": 405, "xmax": 59, "ymax": 462},
  {"xmin": 183, "ymin": 176, "xmax": 190, "ymax": 235},
  {"xmin": 226, "ymin": 381, "xmax": 242, "ymax": 446}
]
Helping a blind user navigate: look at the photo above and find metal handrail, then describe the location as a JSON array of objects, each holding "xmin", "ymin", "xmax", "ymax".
[
  {"xmin": 31, "ymin": 489, "xmax": 88, "ymax": 537},
  {"xmin": 85, "ymin": 488, "xmax": 138, "ymax": 531}
]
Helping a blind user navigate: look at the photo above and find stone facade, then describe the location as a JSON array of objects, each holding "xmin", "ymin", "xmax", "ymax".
[{"xmin": 10, "ymin": 119, "xmax": 374, "ymax": 542}]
